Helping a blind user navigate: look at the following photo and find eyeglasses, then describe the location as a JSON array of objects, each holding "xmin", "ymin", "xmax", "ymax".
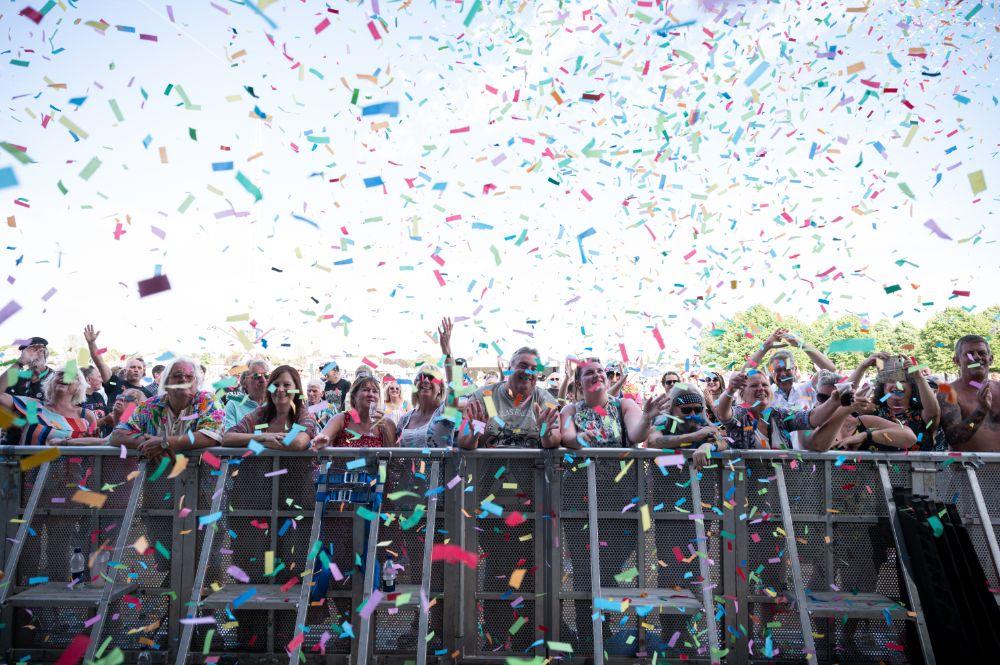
[
  {"xmin": 704, "ymin": 377, "xmax": 719, "ymax": 383},
  {"xmin": 679, "ymin": 405, "xmax": 704, "ymax": 416},
  {"xmin": 251, "ymin": 373, "xmax": 268, "ymax": 380},
  {"xmin": 815, "ymin": 393, "xmax": 831, "ymax": 403},
  {"xmin": 121, "ymin": 395, "xmax": 139, "ymax": 403}
]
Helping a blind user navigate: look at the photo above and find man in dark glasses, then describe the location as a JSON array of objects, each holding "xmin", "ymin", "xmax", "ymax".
[{"xmin": 223, "ymin": 358, "xmax": 270, "ymax": 431}]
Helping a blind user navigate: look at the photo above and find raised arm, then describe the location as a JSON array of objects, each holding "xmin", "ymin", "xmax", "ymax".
[
  {"xmin": 806, "ymin": 386, "xmax": 843, "ymax": 428},
  {"xmin": 609, "ymin": 371, "xmax": 628, "ymax": 398},
  {"xmin": 743, "ymin": 328, "xmax": 787, "ymax": 372},
  {"xmin": 558, "ymin": 359, "xmax": 573, "ymax": 400},
  {"xmin": 311, "ymin": 412, "xmax": 347, "ymax": 449},
  {"xmin": 847, "ymin": 352, "xmax": 890, "ymax": 388},
  {"xmin": 906, "ymin": 359, "xmax": 940, "ymax": 429},
  {"xmin": 716, "ymin": 373, "xmax": 748, "ymax": 422},
  {"xmin": 784, "ymin": 332, "xmax": 837, "ymax": 372},
  {"xmin": 84, "ymin": 325, "xmax": 112, "ymax": 383},
  {"xmin": 623, "ymin": 394, "xmax": 667, "ymax": 444},
  {"xmin": 438, "ymin": 317, "xmax": 455, "ymax": 391}
]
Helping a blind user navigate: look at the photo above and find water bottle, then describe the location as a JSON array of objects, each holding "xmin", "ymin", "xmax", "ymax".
[
  {"xmin": 69, "ymin": 547, "xmax": 86, "ymax": 586},
  {"xmin": 381, "ymin": 556, "xmax": 397, "ymax": 592},
  {"xmin": 90, "ymin": 548, "xmax": 110, "ymax": 588},
  {"xmin": 137, "ymin": 647, "xmax": 151, "ymax": 665}
]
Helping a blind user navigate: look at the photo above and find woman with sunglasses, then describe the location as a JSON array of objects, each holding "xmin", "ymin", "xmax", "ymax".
[
  {"xmin": 383, "ymin": 378, "xmax": 409, "ymax": 425},
  {"xmin": 806, "ymin": 371, "xmax": 916, "ymax": 451},
  {"xmin": 699, "ymin": 371, "xmax": 726, "ymax": 421},
  {"xmin": 395, "ymin": 318, "xmax": 458, "ymax": 448},
  {"xmin": 223, "ymin": 365, "xmax": 317, "ymax": 451},
  {"xmin": 853, "ymin": 354, "xmax": 943, "ymax": 451},
  {"xmin": 647, "ymin": 386, "xmax": 726, "ymax": 468},
  {"xmin": 0, "ymin": 365, "xmax": 106, "ymax": 445}
]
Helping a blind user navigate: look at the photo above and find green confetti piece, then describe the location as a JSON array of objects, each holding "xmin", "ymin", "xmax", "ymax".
[
  {"xmin": 884, "ymin": 284, "xmax": 902, "ymax": 294},
  {"xmin": 202, "ymin": 628, "xmax": 215, "ymax": 654},
  {"xmin": 10, "ymin": 59, "xmax": 30, "ymax": 67},
  {"xmin": 79, "ymin": 157, "xmax": 102, "ymax": 181},
  {"xmin": 927, "ymin": 515, "xmax": 943, "ymax": 537},
  {"xmin": 57, "ymin": 180, "xmax": 68, "ymax": 195},
  {"xmin": 898, "ymin": 182, "xmax": 915, "ymax": 199},
  {"xmin": 1, "ymin": 141, "xmax": 34, "ymax": 164},
  {"xmin": 147, "ymin": 456, "xmax": 170, "ymax": 482},
  {"xmin": 387, "ymin": 491, "xmax": 420, "ymax": 501},
  {"xmin": 463, "ymin": 0, "xmax": 483, "ymax": 27},
  {"xmin": 547, "ymin": 641, "xmax": 573, "ymax": 652},
  {"xmin": 178, "ymin": 193, "xmax": 195, "ymax": 213},
  {"xmin": 188, "ymin": 127, "xmax": 197, "ymax": 141},
  {"xmin": 154, "ymin": 540, "xmax": 171, "ymax": 560},
  {"xmin": 401, "ymin": 504, "xmax": 426, "ymax": 530},
  {"xmin": 356, "ymin": 506, "xmax": 378, "ymax": 521},
  {"xmin": 109, "ymin": 99, "xmax": 124, "ymax": 122},
  {"xmin": 95, "ymin": 635, "xmax": 114, "ymax": 658},
  {"xmin": 235, "ymin": 170, "xmax": 262, "ymax": 202},
  {"xmin": 965, "ymin": 3, "xmax": 983, "ymax": 19},
  {"xmin": 350, "ymin": 88, "xmax": 359, "ymax": 105},
  {"xmin": 508, "ymin": 615, "xmax": 526, "ymax": 635},
  {"xmin": 614, "ymin": 567, "xmax": 639, "ymax": 584}
]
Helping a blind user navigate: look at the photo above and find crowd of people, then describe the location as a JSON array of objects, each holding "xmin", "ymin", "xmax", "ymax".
[{"xmin": 2, "ymin": 321, "xmax": 997, "ymax": 460}]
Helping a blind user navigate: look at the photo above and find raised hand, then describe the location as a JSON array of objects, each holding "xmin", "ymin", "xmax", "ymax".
[
  {"xmin": 438, "ymin": 317, "xmax": 453, "ymax": 357},
  {"xmin": 765, "ymin": 328, "xmax": 790, "ymax": 349},
  {"xmin": 727, "ymin": 373, "xmax": 749, "ymax": 395},
  {"xmin": 643, "ymin": 394, "xmax": 669, "ymax": 418},
  {"xmin": 978, "ymin": 382, "xmax": 993, "ymax": 413},
  {"xmin": 84, "ymin": 324, "xmax": 100, "ymax": 345},
  {"xmin": 464, "ymin": 398, "xmax": 487, "ymax": 425}
]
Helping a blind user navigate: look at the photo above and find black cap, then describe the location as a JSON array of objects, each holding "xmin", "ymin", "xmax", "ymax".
[{"xmin": 18, "ymin": 336, "xmax": 48, "ymax": 351}]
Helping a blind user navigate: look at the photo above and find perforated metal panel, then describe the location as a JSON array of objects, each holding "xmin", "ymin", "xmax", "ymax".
[{"xmin": 476, "ymin": 598, "xmax": 535, "ymax": 652}]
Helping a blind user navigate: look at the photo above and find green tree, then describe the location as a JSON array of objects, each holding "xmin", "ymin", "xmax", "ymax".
[
  {"xmin": 917, "ymin": 308, "xmax": 983, "ymax": 373},
  {"xmin": 699, "ymin": 305, "xmax": 811, "ymax": 370}
]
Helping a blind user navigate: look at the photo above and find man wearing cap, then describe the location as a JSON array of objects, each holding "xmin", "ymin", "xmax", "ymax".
[
  {"xmin": 5, "ymin": 336, "xmax": 52, "ymax": 401},
  {"xmin": 322, "ymin": 361, "xmax": 350, "ymax": 413}
]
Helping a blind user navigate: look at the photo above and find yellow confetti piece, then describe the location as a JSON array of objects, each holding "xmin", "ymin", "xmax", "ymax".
[
  {"xmin": 72, "ymin": 489, "xmax": 108, "ymax": 509},
  {"xmin": 640, "ymin": 504, "xmax": 651, "ymax": 532},
  {"xmin": 968, "ymin": 170, "xmax": 986, "ymax": 195},
  {"xmin": 58, "ymin": 116, "xmax": 89, "ymax": 139},
  {"xmin": 168, "ymin": 454, "xmax": 188, "ymax": 479},
  {"xmin": 20, "ymin": 447, "xmax": 60, "ymax": 471},
  {"xmin": 509, "ymin": 568, "xmax": 526, "ymax": 589},
  {"xmin": 264, "ymin": 551, "xmax": 274, "ymax": 575}
]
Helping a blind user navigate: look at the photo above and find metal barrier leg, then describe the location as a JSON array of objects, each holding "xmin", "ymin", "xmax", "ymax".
[
  {"xmin": 355, "ymin": 459, "xmax": 388, "ymax": 665},
  {"xmin": 174, "ymin": 460, "xmax": 230, "ymax": 665},
  {"xmin": 772, "ymin": 462, "xmax": 816, "ymax": 661},
  {"xmin": 586, "ymin": 461, "xmax": 605, "ymax": 665},
  {"xmin": 965, "ymin": 465, "xmax": 1000, "ymax": 583},
  {"xmin": 689, "ymin": 465, "xmax": 721, "ymax": 665},
  {"xmin": 0, "ymin": 462, "xmax": 51, "ymax": 606},
  {"xmin": 415, "ymin": 460, "xmax": 441, "ymax": 665},
  {"xmin": 84, "ymin": 460, "xmax": 148, "ymax": 663},
  {"xmin": 287, "ymin": 465, "xmax": 330, "ymax": 664},
  {"xmin": 877, "ymin": 463, "xmax": 936, "ymax": 664}
]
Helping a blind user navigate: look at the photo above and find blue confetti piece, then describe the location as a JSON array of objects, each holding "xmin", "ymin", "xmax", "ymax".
[
  {"xmin": 212, "ymin": 161, "xmax": 234, "ymax": 171},
  {"xmin": 361, "ymin": 101, "xmax": 399, "ymax": 117},
  {"xmin": 346, "ymin": 458, "xmax": 367, "ymax": 470},
  {"xmin": 233, "ymin": 586, "xmax": 257, "ymax": 609},
  {"xmin": 744, "ymin": 60, "xmax": 770, "ymax": 87},
  {"xmin": 0, "ymin": 167, "xmax": 18, "ymax": 190},
  {"xmin": 363, "ymin": 176, "xmax": 384, "ymax": 188}
]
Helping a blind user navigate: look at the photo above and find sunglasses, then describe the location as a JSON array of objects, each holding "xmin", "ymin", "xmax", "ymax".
[
  {"xmin": 663, "ymin": 379, "xmax": 678, "ymax": 386},
  {"xmin": 703, "ymin": 377, "xmax": 719, "ymax": 383},
  {"xmin": 679, "ymin": 405, "xmax": 704, "ymax": 416},
  {"xmin": 816, "ymin": 393, "xmax": 831, "ymax": 403},
  {"xmin": 251, "ymin": 373, "xmax": 268, "ymax": 380},
  {"xmin": 120, "ymin": 395, "xmax": 139, "ymax": 404}
]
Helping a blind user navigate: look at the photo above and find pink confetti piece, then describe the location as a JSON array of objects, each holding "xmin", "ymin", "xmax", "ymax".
[
  {"xmin": 923, "ymin": 219, "xmax": 952, "ymax": 240},
  {"xmin": 655, "ymin": 454, "xmax": 685, "ymax": 468},
  {"xmin": 137, "ymin": 274, "xmax": 171, "ymax": 297},
  {"xmin": 83, "ymin": 614, "xmax": 102, "ymax": 627},
  {"xmin": 366, "ymin": 20, "xmax": 380, "ymax": 40},
  {"xmin": 54, "ymin": 635, "xmax": 90, "ymax": 665},
  {"xmin": 180, "ymin": 616, "xmax": 217, "ymax": 625},
  {"xmin": 329, "ymin": 562, "xmax": 344, "ymax": 581},
  {"xmin": 446, "ymin": 475, "xmax": 461, "ymax": 489},
  {"xmin": 263, "ymin": 468, "xmax": 288, "ymax": 477},
  {"xmin": 315, "ymin": 17, "xmax": 330, "ymax": 34},
  {"xmin": 0, "ymin": 300, "xmax": 22, "ymax": 326}
]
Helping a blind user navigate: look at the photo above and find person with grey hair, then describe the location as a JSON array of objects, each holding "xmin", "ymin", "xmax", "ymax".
[
  {"xmin": 111, "ymin": 356, "xmax": 223, "ymax": 459},
  {"xmin": 305, "ymin": 377, "xmax": 336, "ymax": 428},
  {"xmin": 807, "ymin": 372, "xmax": 916, "ymax": 452},
  {"xmin": 458, "ymin": 346, "xmax": 561, "ymax": 448},
  {"xmin": 223, "ymin": 358, "xmax": 269, "ymax": 431},
  {"xmin": 0, "ymin": 365, "xmax": 106, "ymax": 445}
]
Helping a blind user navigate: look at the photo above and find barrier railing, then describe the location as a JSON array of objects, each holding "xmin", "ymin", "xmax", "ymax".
[{"xmin": 1, "ymin": 446, "xmax": 998, "ymax": 664}]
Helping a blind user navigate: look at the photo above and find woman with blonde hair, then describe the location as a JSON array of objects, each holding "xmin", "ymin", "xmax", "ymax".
[
  {"xmin": 0, "ymin": 366, "xmax": 106, "ymax": 445},
  {"xmin": 311, "ymin": 375, "xmax": 397, "ymax": 449}
]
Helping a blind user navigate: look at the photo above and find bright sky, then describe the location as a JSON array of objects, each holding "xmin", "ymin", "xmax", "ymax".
[{"xmin": 1, "ymin": 0, "xmax": 997, "ymax": 372}]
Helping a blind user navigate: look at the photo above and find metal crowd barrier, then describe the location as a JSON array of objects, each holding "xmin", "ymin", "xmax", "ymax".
[{"xmin": 1, "ymin": 446, "xmax": 998, "ymax": 664}]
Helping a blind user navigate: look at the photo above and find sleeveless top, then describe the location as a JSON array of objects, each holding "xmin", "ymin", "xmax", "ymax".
[
  {"xmin": 334, "ymin": 427, "xmax": 385, "ymax": 448},
  {"xmin": 572, "ymin": 398, "xmax": 625, "ymax": 447},
  {"xmin": 9, "ymin": 396, "xmax": 92, "ymax": 445}
]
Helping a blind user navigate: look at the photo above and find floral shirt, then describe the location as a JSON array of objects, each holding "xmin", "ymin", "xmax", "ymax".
[
  {"xmin": 722, "ymin": 405, "xmax": 812, "ymax": 450},
  {"xmin": 875, "ymin": 406, "xmax": 947, "ymax": 452},
  {"xmin": 571, "ymin": 398, "xmax": 625, "ymax": 447},
  {"xmin": 115, "ymin": 390, "xmax": 223, "ymax": 442}
]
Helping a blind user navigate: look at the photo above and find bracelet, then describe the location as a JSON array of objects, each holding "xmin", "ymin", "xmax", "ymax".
[{"xmin": 865, "ymin": 428, "xmax": 874, "ymax": 446}]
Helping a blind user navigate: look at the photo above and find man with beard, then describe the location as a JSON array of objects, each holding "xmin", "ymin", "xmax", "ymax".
[
  {"xmin": 938, "ymin": 335, "xmax": 999, "ymax": 451},
  {"xmin": 647, "ymin": 385, "xmax": 727, "ymax": 468},
  {"xmin": 458, "ymin": 346, "xmax": 561, "ymax": 448}
]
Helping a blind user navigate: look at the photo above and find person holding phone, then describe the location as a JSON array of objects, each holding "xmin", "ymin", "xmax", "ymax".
[
  {"xmin": 806, "ymin": 370, "xmax": 916, "ymax": 452},
  {"xmin": 311, "ymin": 376, "xmax": 396, "ymax": 449}
]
